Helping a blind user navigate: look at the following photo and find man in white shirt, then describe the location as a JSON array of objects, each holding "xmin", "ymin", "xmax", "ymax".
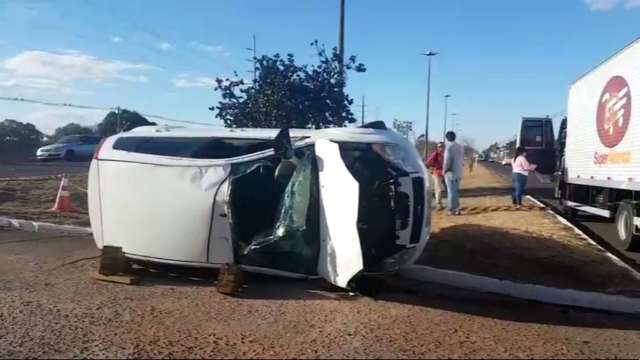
[{"xmin": 443, "ymin": 131, "xmax": 464, "ymax": 215}]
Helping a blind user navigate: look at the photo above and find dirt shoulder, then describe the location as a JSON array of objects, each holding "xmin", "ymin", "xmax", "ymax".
[
  {"xmin": 0, "ymin": 174, "xmax": 89, "ymax": 227},
  {"xmin": 418, "ymin": 164, "xmax": 640, "ymax": 295}
]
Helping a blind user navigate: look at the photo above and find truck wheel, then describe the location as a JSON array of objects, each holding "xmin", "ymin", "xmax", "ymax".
[{"xmin": 615, "ymin": 201, "xmax": 640, "ymax": 251}]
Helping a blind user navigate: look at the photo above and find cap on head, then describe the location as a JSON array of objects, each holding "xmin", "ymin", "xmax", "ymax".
[{"xmin": 445, "ymin": 131, "xmax": 457, "ymax": 142}]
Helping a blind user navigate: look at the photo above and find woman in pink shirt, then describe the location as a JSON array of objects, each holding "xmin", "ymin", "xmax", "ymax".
[{"xmin": 512, "ymin": 146, "xmax": 537, "ymax": 208}]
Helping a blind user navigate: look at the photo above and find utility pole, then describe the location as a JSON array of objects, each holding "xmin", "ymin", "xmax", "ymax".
[
  {"xmin": 338, "ymin": 0, "xmax": 345, "ymax": 75},
  {"xmin": 361, "ymin": 95, "xmax": 365, "ymax": 126},
  {"xmin": 421, "ymin": 51, "xmax": 438, "ymax": 159},
  {"xmin": 245, "ymin": 34, "xmax": 257, "ymax": 84},
  {"xmin": 443, "ymin": 94, "xmax": 451, "ymax": 141},
  {"xmin": 115, "ymin": 106, "xmax": 122, "ymax": 133}
]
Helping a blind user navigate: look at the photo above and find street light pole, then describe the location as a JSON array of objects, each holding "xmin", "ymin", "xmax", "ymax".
[
  {"xmin": 421, "ymin": 51, "xmax": 438, "ymax": 160},
  {"xmin": 443, "ymin": 94, "xmax": 451, "ymax": 141},
  {"xmin": 338, "ymin": 0, "xmax": 345, "ymax": 75},
  {"xmin": 450, "ymin": 112, "xmax": 458, "ymax": 132}
]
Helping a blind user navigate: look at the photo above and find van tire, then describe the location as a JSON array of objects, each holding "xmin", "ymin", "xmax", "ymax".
[{"xmin": 615, "ymin": 201, "xmax": 640, "ymax": 251}]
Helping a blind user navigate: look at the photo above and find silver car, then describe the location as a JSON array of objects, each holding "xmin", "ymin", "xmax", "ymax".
[{"xmin": 36, "ymin": 135, "xmax": 103, "ymax": 161}]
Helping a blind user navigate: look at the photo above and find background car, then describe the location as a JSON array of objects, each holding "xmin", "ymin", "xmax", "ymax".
[{"xmin": 36, "ymin": 135, "xmax": 103, "ymax": 161}]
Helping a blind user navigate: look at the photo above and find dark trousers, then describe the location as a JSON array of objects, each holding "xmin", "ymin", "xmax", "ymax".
[{"xmin": 512, "ymin": 173, "xmax": 528, "ymax": 205}]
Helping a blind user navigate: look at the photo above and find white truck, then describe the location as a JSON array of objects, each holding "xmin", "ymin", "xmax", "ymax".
[{"xmin": 558, "ymin": 38, "xmax": 640, "ymax": 250}]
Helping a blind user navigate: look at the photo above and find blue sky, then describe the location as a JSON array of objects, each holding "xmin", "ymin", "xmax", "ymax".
[{"xmin": 0, "ymin": 0, "xmax": 639, "ymax": 149}]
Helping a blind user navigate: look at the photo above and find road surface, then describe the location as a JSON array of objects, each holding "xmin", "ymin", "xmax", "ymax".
[
  {"xmin": 483, "ymin": 161, "xmax": 640, "ymax": 270},
  {"xmin": 1, "ymin": 229, "xmax": 640, "ymax": 358},
  {"xmin": 0, "ymin": 159, "xmax": 90, "ymax": 178}
]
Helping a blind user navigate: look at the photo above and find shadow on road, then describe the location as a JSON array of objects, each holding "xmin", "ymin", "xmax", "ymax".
[{"xmin": 460, "ymin": 186, "xmax": 512, "ymax": 198}]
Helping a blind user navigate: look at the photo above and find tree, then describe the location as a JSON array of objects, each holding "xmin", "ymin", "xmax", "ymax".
[
  {"xmin": 392, "ymin": 119, "xmax": 413, "ymax": 140},
  {"xmin": 50, "ymin": 123, "xmax": 94, "ymax": 142},
  {"xmin": 96, "ymin": 109, "xmax": 156, "ymax": 137},
  {"xmin": 210, "ymin": 41, "xmax": 366, "ymax": 129},
  {"xmin": 0, "ymin": 119, "xmax": 44, "ymax": 155}
]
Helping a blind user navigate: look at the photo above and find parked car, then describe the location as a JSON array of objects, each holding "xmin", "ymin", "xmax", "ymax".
[
  {"xmin": 37, "ymin": 135, "xmax": 103, "ymax": 161},
  {"xmin": 88, "ymin": 124, "xmax": 431, "ymax": 290}
]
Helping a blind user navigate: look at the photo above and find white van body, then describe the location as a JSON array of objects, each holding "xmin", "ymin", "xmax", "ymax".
[{"xmin": 88, "ymin": 125, "xmax": 430, "ymax": 289}]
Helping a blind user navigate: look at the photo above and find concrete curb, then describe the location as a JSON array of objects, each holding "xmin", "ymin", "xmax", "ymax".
[
  {"xmin": 0, "ymin": 217, "xmax": 92, "ymax": 235},
  {"xmin": 400, "ymin": 265, "xmax": 640, "ymax": 315},
  {"xmin": 0, "ymin": 175, "xmax": 62, "ymax": 182},
  {"xmin": 526, "ymin": 195, "xmax": 640, "ymax": 281}
]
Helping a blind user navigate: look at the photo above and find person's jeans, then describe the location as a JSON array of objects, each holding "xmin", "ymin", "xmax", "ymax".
[
  {"xmin": 512, "ymin": 172, "xmax": 528, "ymax": 205},
  {"xmin": 444, "ymin": 173, "xmax": 460, "ymax": 213},
  {"xmin": 432, "ymin": 174, "xmax": 444, "ymax": 207}
]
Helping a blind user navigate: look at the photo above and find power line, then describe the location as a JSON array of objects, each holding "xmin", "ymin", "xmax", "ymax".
[{"xmin": 0, "ymin": 96, "xmax": 214, "ymax": 126}]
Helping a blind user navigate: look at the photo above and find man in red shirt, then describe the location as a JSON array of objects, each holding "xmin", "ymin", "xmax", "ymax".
[{"xmin": 425, "ymin": 142, "xmax": 445, "ymax": 210}]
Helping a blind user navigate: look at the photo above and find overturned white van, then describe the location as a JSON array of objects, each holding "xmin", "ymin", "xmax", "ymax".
[{"xmin": 88, "ymin": 123, "xmax": 430, "ymax": 290}]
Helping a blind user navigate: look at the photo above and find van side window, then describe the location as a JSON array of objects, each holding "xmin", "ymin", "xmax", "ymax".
[
  {"xmin": 112, "ymin": 137, "xmax": 274, "ymax": 159},
  {"xmin": 521, "ymin": 120, "xmax": 544, "ymax": 148}
]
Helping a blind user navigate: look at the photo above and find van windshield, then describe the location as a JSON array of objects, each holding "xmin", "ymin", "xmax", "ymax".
[{"xmin": 112, "ymin": 136, "xmax": 275, "ymax": 159}]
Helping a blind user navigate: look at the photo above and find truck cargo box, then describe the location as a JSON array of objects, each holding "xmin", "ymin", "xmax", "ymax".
[{"xmin": 566, "ymin": 39, "xmax": 640, "ymax": 190}]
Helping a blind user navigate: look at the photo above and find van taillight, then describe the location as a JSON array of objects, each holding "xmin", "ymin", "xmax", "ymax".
[{"xmin": 94, "ymin": 138, "xmax": 107, "ymax": 159}]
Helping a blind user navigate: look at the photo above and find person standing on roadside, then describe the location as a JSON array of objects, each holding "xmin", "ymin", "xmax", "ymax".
[
  {"xmin": 426, "ymin": 142, "xmax": 446, "ymax": 210},
  {"xmin": 468, "ymin": 154, "xmax": 476, "ymax": 173},
  {"xmin": 443, "ymin": 131, "xmax": 464, "ymax": 215},
  {"xmin": 511, "ymin": 146, "xmax": 537, "ymax": 208}
]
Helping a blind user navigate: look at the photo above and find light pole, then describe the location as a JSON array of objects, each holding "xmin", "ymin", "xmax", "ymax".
[
  {"xmin": 443, "ymin": 94, "xmax": 451, "ymax": 141},
  {"xmin": 450, "ymin": 112, "xmax": 458, "ymax": 132},
  {"xmin": 338, "ymin": 0, "xmax": 345, "ymax": 76},
  {"xmin": 421, "ymin": 51, "xmax": 438, "ymax": 159}
]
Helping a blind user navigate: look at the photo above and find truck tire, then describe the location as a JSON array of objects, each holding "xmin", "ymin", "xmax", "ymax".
[{"xmin": 615, "ymin": 201, "xmax": 640, "ymax": 251}]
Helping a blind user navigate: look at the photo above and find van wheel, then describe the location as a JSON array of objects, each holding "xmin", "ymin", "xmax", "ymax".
[{"xmin": 615, "ymin": 201, "xmax": 640, "ymax": 251}]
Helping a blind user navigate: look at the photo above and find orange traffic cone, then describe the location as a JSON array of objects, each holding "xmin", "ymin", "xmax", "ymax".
[{"xmin": 52, "ymin": 175, "xmax": 73, "ymax": 213}]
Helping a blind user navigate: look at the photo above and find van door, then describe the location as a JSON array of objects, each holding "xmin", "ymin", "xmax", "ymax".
[{"xmin": 314, "ymin": 139, "xmax": 364, "ymax": 288}]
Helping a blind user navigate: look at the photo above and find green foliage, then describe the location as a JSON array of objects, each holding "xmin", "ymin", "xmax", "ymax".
[
  {"xmin": 0, "ymin": 119, "xmax": 44, "ymax": 154},
  {"xmin": 50, "ymin": 123, "xmax": 94, "ymax": 142},
  {"xmin": 393, "ymin": 119, "xmax": 413, "ymax": 139},
  {"xmin": 211, "ymin": 41, "xmax": 366, "ymax": 129},
  {"xmin": 97, "ymin": 109, "xmax": 156, "ymax": 137}
]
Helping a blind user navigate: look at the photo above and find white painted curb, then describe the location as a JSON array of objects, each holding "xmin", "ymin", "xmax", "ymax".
[
  {"xmin": 526, "ymin": 195, "xmax": 640, "ymax": 281},
  {"xmin": 401, "ymin": 265, "xmax": 640, "ymax": 315},
  {"xmin": 0, "ymin": 175, "xmax": 62, "ymax": 182},
  {"xmin": 0, "ymin": 217, "xmax": 92, "ymax": 235}
]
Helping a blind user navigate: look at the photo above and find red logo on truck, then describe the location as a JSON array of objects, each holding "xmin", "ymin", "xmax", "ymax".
[{"xmin": 596, "ymin": 76, "xmax": 631, "ymax": 148}]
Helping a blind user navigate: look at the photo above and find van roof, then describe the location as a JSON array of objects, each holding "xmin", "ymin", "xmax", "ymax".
[{"xmin": 121, "ymin": 124, "xmax": 402, "ymax": 143}]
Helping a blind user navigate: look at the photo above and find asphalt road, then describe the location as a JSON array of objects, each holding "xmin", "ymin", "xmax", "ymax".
[
  {"xmin": 0, "ymin": 159, "xmax": 90, "ymax": 178},
  {"xmin": 483, "ymin": 161, "xmax": 640, "ymax": 270},
  {"xmin": 2, "ymin": 229, "xmax": 640, "ymax": 358}
]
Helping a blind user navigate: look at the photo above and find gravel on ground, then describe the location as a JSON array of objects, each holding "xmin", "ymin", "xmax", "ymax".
[{"xmin": 418, "ymin": 164, "xmax": 640, "ymax": 294}]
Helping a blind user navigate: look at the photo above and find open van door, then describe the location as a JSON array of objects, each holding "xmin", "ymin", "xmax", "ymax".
[
  {"xmin": 518, "ymin": 117, "xmax": 556, "ymax": 176},
  {"xmin": 315, "ymin": 139, "xmax": 364, "ymax": 288}
]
